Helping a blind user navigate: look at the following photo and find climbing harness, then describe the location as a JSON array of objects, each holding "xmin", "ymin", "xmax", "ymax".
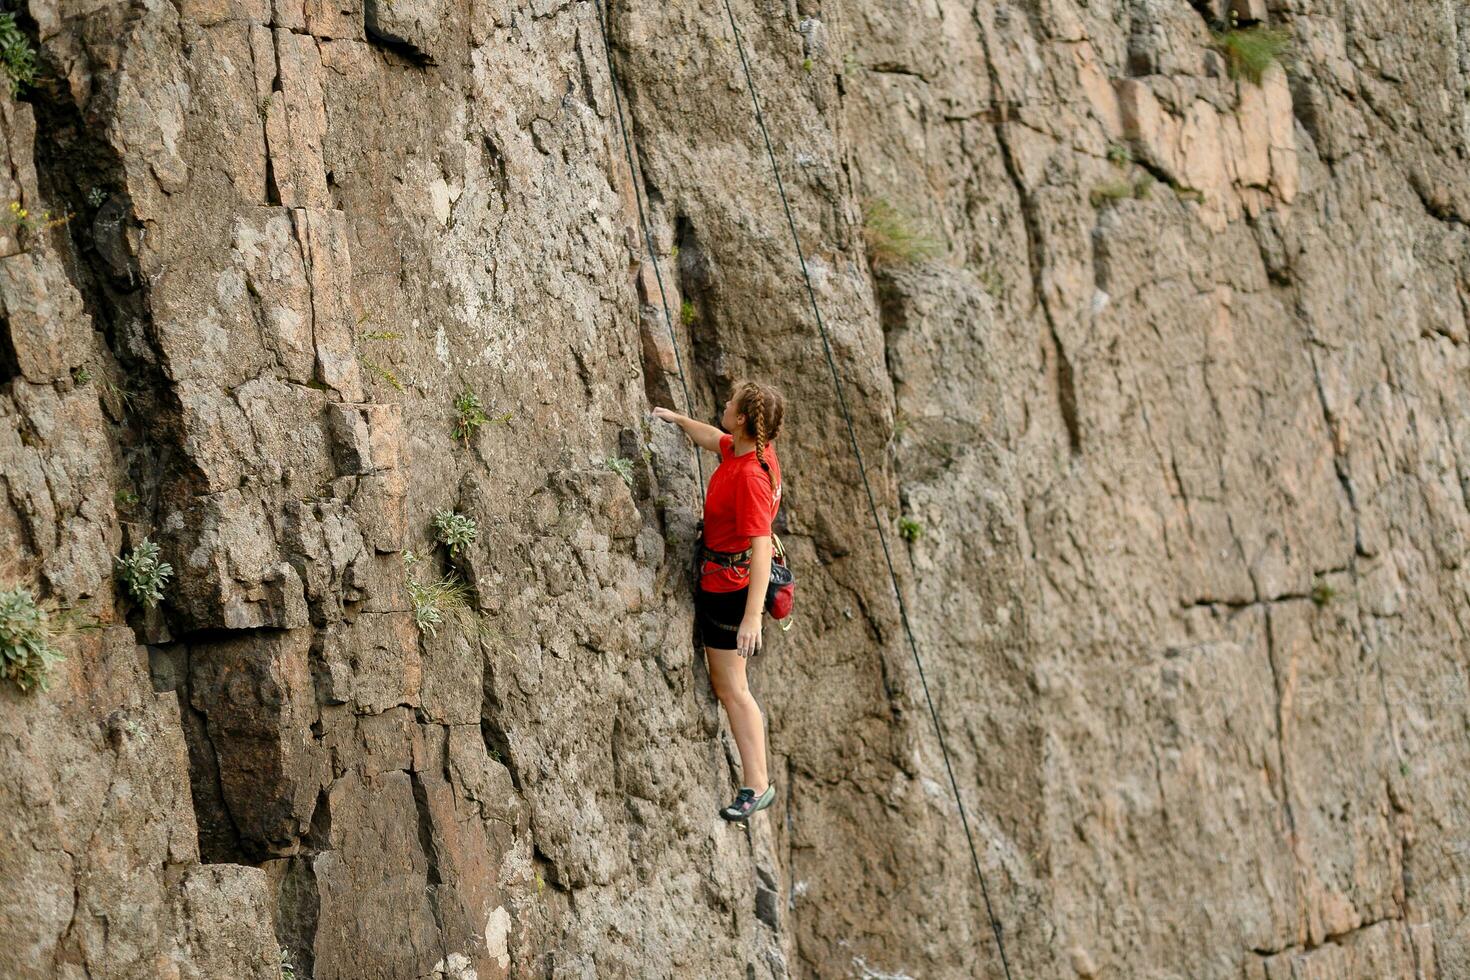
[
  {"xmin": 594, "ymin": 2, "xmax": 1014, "ymax": 975},
  {"xmin": 696, "ymin": 532, "xmax": 796, "ymax": 628}
]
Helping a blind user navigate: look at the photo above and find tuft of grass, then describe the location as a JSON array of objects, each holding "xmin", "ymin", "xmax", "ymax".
[
  {"xmin": 1106, "ymin": 142, "xmax": 1133, "ymax": 167},
  {"xmin": 1172, "ymin": 183, "xmax": 1205, "ymax": 204},
  {"xmin": 0, "ymin": 13, "xmax": 37, "ymax": 98},
  {"xmin": 403, "ymin": 551, "xmax": 472, "ymax": 637},
  {"xmin": 432, "ymin": 510, "xmax": 478, "ymax": 555},
  {"xmin": 861, "ymin": 198, "xmax": 942, "ymax": 268},
  {"xmin": 114, "ymin": 488, "xmax": 139, "ymax": 509},
  {"xmin": 71, "ymin": 365, "xmax": 91, "ymax": 386},
  {"xmin": 117, "ymin": 539, "xmax": 173, "ymax": 607},
  {"xmin": 604, "ymin": 456, "xmax": 635, "ymax": 488},
  {"xmin": 898, "ymin": 516, "xmax": 923, "ymax": 542},
  {"xmin": 0, "ymin": 587, "xmax": 65, "ymax": 693},
  {"xmin": 453, "ymin": 386, "xmax": 489, "ymax": 447},
  {"xmin": 1310, "ymin": 580, "xmax": 1336, "ymax": 607},
  {"xmin": 357, "ymin": 325, "xmax": 405, "ymax": 393},
  {"xmin": 1212, "ymin": 20, "xmax": 1292, "ymax": 85},
  {"xmin": 802, "ymin": 57, "xmax": 814, "ymax": 73},
  {"xmin": 980, "ymin": 269, "xmax": 1003, "ymax": 298},
  {"xmin": 98, "ymin": 377, "xmax": 136, "ymax": 415},
  {"xmin": 1090, "ymin": 180, "xmax": 1135, "ymax": 207},
  {"xmin": 680, "ymin": 300, "xmax": 697, "ymax": 327}
]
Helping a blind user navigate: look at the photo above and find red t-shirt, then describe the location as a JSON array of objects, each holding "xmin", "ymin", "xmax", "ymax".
[{"xmin": 700, "ymin": 432, "xmax": 782, "ymax": 592}]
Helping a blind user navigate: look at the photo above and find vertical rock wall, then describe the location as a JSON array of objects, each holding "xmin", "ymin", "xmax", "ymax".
[{"xmin": 1, "ymin": 0, "xmax": 1467, "ymax": 978}]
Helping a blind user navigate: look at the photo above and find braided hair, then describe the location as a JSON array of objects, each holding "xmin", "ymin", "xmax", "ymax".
[{"xmin": 733, "ymin": 380, "xmax": 785, "ymax": 493}]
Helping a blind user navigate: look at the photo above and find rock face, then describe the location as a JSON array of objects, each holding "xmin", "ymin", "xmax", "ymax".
[{"xmin": 1, "ymin": 0, "xmax": 1467, "ymax": 977}]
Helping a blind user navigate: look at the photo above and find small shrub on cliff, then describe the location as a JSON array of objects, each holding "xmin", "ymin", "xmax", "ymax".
[
  {"xmin": 1212, "ymin": 17, "xmax": 1292, "ymax": 85},
  {"xmin": 1310, "ymin": 580, "xmax": 1336, "ymax": 607},
  {"xmin": 862, "ymin": 197, "xmax": 941, "ymax": 268},
  {"xmin": 117, "ymin": 539, "xmax": 173, "ymax": 608},
  {"xmin": 604, "ymin": 456, "xmax": 635, "ymax": 488},
  {"xmin": 433, "ymin": 510, "xmax": 478, "ymax": 555},
  {"xmin": 0, "ymin": 14, "xmax": 37, "ymax": 98},
  {"xmin": 0, "ymin": 587, "xmax": 65, "ymax": 693},
  {"xmin": 898, "ymin": 516, "xmax": 923, "ymax": 542},
  {"xmin": 453, "ymin": 386, "xmax": 489, "ymax": 446},
  {"xmin": 403, "ymin": 551, "xmax": 471, "ymax": 637},
  {"xmin": 680, "ymin": 300, "xmax": 697, "ymax": 327}
]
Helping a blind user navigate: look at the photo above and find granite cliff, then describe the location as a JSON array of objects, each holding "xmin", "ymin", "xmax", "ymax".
[{"xmin": 1, "ymin": 0, "xmax": 1468, "ymax": 977}]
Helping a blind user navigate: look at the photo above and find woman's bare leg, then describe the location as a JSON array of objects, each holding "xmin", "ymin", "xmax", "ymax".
[{"xmin": 705, "ymin": 645, "xmax": 769, "ymax": 792}]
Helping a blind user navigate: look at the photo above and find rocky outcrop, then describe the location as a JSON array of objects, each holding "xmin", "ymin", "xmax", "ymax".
[{"xmin": 1, "ymin": 0, "xmax": 1467, "ymax": 977}]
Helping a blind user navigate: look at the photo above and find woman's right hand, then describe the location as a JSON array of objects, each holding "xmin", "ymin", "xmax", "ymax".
[{"xmin": 651, "ymin": 406, "xmax": 680, "ymax": 423}]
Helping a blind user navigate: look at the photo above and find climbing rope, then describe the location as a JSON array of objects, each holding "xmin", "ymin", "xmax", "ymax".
[
  {"xmin": 716, "ymin": 4, "xmax": 1017, "ymax": 977},
  {"xmin": 592, "ymin": 0, "xmax": 706, "ymax": 509},
  {"xmin": 593, "ymin": 1, "xmax": 1015, "ymax": 975}
]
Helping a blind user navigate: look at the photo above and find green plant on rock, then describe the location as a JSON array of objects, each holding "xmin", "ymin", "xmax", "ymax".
[
  {"xmin": 98, "ymin": 377, "xmax": 136, "ymax": 415},
  {"xmin": 71, "ymin": 365, "xmax": 91, "ymax": 386},
  {"xmin": 0, "ymin": 13, "xmax": 37, "ymax": 98},
  {"xmin": 357, "ymin": 324, "xmax": 405, "ymax": 393},
  {"xmin": 279, "ymin": 947, "xmax": 297, "ymax": 980},
  {"xmin": 1089, "ymin": 180, "xmax": 1135, "ymax": 207},
  {"xmin": 980, "ymin": 269, "xmax": 1003, "ymax": 298},
  {"xmin": 680, "ymin": 299, "xmax": 697, "ymax": 327},
  {"xmin": 4, "ymin": 200, "xmax": 73, "ymax": 238},
  {"xmin": 1212, "ymin": 15, "xmax": 1292, "ymax": 85},
  {"xmin": 1310, "ymin": 580, "xmax": 1336, "ymax": 607},
  {"xmin": 453, "ymin": 386, "xmax": 490, "ymax": 446},
  {"xmin": 802, "ymin": 57, "xmax": 814, "ymax": 73},
  {"xmin": 403, "ymin": 551, "xmax": 472, "ymax": 637},
  {"xmin": 433, "ymin": 509, "xmax": 479, "ymax": 555},
  {"xmin": 898, "ymin": 516, "xmax": 923, "ymax": 542},
  {"xmin": 861, "ymin": 197, "xmax": 941, "ymax": 268},
  {"xmin": 117, "ymin": 539, "xmax": 173, "ymax": 608},
  {"xmin": 0, "ymin": 587, "xmax": 65, "ymax": 693},
  {"xmin": 1171, "ymin": 182, "xmax": 1205, "ymax": 205},
  {"xmin": 1106, "ymin": 142, "xmax": 1133, "ymax": 167},
  {"xmin": 604, "ymin": 456, "xmax": 635, "ymax": 488}
]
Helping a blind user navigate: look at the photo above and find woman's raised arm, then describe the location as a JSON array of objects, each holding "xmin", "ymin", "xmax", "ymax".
[{"xmin": 652, "ymin": 406, "xmax": 724, "ymax": 453}]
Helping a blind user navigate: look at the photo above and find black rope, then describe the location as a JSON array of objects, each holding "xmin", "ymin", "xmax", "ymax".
[
  {"xmin": 592, "ymin": 0, "xmax": 706, "ymax": 509},
  {"xmin": 716, "ymin": 4, "xmax": 1016, "ymax": 977}
]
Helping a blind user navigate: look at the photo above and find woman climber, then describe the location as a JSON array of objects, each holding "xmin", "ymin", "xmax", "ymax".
[{"xmin": 652, "ymin": 379, "xmax": 785, "ymax": 823}]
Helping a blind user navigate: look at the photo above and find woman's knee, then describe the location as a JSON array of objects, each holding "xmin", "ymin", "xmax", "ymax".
[
  {"xmin": 706, "ymin": 651, "xmax": 749, "ymax": 703},
  {"xmin": 713, "ymin": 679, "xmax": 751, "ymax": 706}
]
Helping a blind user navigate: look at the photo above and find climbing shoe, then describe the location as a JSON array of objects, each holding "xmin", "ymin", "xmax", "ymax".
[{"xmin": 719, "ymin": 784, "xmax": 776, "ymax": 822}]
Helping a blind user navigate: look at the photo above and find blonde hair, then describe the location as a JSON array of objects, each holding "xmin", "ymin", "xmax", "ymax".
[{"xmin": 732, "ymin": 379, "xmax": 785, "ymax": 492}]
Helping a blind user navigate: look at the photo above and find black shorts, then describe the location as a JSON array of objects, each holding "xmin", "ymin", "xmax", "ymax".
[{"xmin": 695, "ymin": 585, "xmax": 752, "ymax": 651}]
